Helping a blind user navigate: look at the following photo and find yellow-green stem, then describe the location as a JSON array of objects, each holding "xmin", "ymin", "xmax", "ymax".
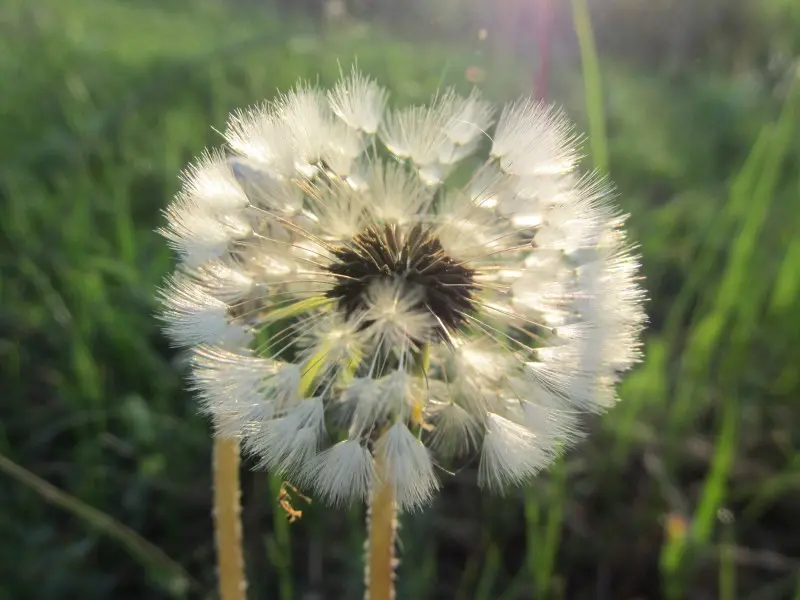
[
  {"xmin": 365, "ymin": 456, "xmax": 397, "ymax": 600},
  {"xmin": 213, "ymin": 436, "xmax": 247, "ymax": 600},
  {"xmin": 364, "ymin": 344, "xmax": 427, "ymax": 599}
]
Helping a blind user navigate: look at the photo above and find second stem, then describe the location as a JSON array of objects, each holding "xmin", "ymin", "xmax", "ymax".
[{"xmin": 365, "ymin": 457, "xmax": 397, "ymax": 600}]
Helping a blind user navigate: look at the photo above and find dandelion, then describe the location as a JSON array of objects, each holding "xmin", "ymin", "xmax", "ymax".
[{"xmin": 157, "ymin": 66, "xmax": 646, "ymax": 600}]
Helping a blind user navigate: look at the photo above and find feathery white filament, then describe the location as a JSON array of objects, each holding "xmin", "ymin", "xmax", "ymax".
[
  {"xmin": 225, "ymin": 107, "xmax": 297, "ymax": 176},
  {"xmin": 250, "ymin": 397, "xmax": 326, "ymax": 474},
  {"xmin": 427, "ymin": 400, "xmax": 482, "ymax": 457},
  {"xmin": 364, "ymin": 279, "xmax": 435, "ymax": 349},
  {"xmin": 374, "ymin": 422, "xmax": 439, "ymax": 511},
  {"xmin": 159, "ymin": 200, "xmax": 251, "ymax": 267},
  {"xmin": 180, "ymin": 151, "xmax": 250, "ymax": 211},
  {"xmin": 367, "ymin": 161, "xmax": 429, "ymax": 224},
  {"xmin": 492, "ymin": 100, "xmax": 580, "ymax": 176},
  {"xmin": 186, "ymin": 260, "xmax": 255, "ymax": 303},
  {"xmin": 190, "ymin": 347, "xmax": 299, "ymax": 436},
  {"xmin": 444, "ymin": 89, "xmax": 494, "ymax": 146},
  {"xmin": 327, "ymin": 68, "xmax": 388, "ymax": 134},
  {"xmin": 311, "ymin": 440, "xmax": 376, "ymax": 505},
  {"xmin": 479, "ymin": 413, "xmax": 551, "ymax": 490},
  {"xmin": 158, "ymin": 277, "xmax": 250, "ymax": 348}
]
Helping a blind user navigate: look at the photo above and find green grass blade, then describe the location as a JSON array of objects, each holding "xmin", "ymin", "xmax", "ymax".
[
  {"xmin": 691, "ymin": 395, "xmax": 738, "ymax": 545},
  {"xmin": 570, "ymin": 0, "xmax": 609, "ymax": 173},
  {"xmin": 0, "ymin": 452, "xmax": 196, "ymax": 597},
  {"xmin": 525, "ymin": 455, "xmax": 567, "ymax": 598},
  {"xmin": 474, "ymin": 544, "xmax": 501, "ymax": 600}
]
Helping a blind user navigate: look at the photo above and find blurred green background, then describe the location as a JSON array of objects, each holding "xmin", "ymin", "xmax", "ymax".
[{"xmin": 1, "ymin": 0, "xmax": 799, "ymax": 598}]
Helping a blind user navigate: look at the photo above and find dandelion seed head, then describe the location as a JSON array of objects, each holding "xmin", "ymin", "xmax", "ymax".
[{"xmin": 157, "ymin": 69, "xmax": 646, "ymax": 511}]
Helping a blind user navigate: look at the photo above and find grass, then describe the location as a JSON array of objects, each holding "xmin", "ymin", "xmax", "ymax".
[
  {"xmin": 1, "ymin": 0, "xmax": 799, "ymax": 598},
  {"xmin": 0, "ymin": 452, "xmax": 196, "ymax": 597}
]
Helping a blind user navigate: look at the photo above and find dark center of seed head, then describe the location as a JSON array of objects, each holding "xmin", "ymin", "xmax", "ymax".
[{"xmin": 325, "ymin": 222, "xmax": 477, "ymax": 341}]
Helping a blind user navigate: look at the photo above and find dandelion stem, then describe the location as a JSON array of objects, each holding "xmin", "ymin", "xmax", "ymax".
[
  {"xmin": 365, "ymin": 455, "xmax": 397, "ymax": 600},
  {"xmin": 364, "ymin": 342, "xmax": 428, "ymax": 599},
  {"xmin": 213, "ymin": 436, "xmax": 247, "ymax": 600}
]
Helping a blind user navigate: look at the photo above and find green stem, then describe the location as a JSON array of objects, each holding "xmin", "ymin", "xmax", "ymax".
[{"xmin": 571, "ymin": 0, "xmax": 609, "ymax": 173}]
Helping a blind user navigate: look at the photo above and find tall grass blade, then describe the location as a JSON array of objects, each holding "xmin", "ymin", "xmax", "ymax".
[
  {"xmin": 0, "ymin": 452, "xmax": 196, "ymax": 597},
  {"xmin": 570, "ymin": 0, "xmax": 609, "ymax": 173}
]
